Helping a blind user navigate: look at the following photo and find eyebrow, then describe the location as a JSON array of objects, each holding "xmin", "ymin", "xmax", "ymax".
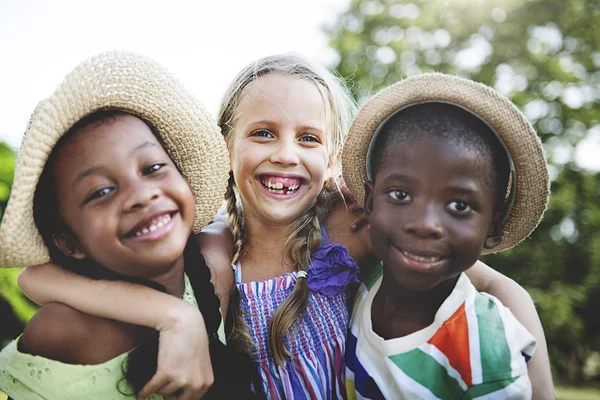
[
  {"xmin": 246, "ymin": 119, "xmax": 325, "ymax": 133},
  {"xmin": 444, "ymin": 183, "xmax": 485, "ymax": 199},
  {"xmin": 129, "ymin": 141, "xmax": 158, "ymax": 156},
  {"xmin": 446, "ymin": 186, "xmax": 478, "ymax": 196},
  {"xmin": 380, "ymin": 173, "xmax": 418, "ymax": 184},
  {"xmin": 74, "ymin": 165, "xmax": 108, "ymax": 187},
  {"xmin": 73, "ymin": 141, "xmax": 158, "ymax": 186}
]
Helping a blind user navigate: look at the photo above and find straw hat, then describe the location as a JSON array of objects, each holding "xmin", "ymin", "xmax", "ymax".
[
  {"xmin": 0, "ymin": 51, "xmax": 230, "ymax": 268},
  {"xmin": 342, "ymin": 73, "xmax": 549, "ymax": 253}
]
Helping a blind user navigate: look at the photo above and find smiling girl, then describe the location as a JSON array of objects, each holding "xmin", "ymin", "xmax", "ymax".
[{"xmin": 0, "ymin": 52, "xmax": 257, "ymax": 400}]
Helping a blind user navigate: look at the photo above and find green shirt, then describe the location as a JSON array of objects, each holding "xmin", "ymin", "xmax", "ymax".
[{"xmin": 0, "ymin": 275, "xmax": 225, "ymax": 400}]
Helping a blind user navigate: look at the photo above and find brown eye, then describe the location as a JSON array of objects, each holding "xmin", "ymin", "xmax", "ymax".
[
  {"xmin": 448, "ymin": 201, "xmax": 472, "ymax": 213},
  {"xmin": 388, "ymin": 189, "xmax": 411, "ymax": 202},
  {"xmin": 142, "ymin": 163, "xmax": 165, "ymax": 176},
  {"xmin": 85, "ymin": 187, "xmax": 113, "ymax": 203}
]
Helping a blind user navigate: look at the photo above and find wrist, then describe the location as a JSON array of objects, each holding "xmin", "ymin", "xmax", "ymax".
[{"xmin": 156, "ymin": 301, "xmax": 203, "ymax": 332}]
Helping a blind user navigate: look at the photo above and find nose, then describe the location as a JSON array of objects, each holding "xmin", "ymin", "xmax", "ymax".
[
  {"xmin": 403, "ymin": 202, "xmax": 444, "ymax": 239},
  {"xmin": 122, "ymin": 180, "xmax": 160, "ymax": 212},
  {"xmin": 269, "ymin": 134, "xmax": 299, "ymax": 166}
]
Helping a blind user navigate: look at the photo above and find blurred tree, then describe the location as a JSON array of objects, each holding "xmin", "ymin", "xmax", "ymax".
[
  {"xmin": 328, "ymin": 0, "xmax": 600, "ymax": 383},
  {"xmin": 0, "ymin": 142, "xmax": 37, "ymax": 347}
]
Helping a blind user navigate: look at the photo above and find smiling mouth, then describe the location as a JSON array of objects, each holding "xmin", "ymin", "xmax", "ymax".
[
  {"xmin": 400, "ymin": 249, "xmax": 445, "ymax": 263},
  {"xmin": 260, "ymin": 175, "xmax": 302, "ymax": 195},
  {"xmin": 126, "ymin": 212, "xmax": 176, "ymax": 238}
]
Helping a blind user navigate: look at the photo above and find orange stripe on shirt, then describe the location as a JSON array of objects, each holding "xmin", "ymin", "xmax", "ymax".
[{"xmin": 428, "ymin": 303, "xmax": 473, "ymax": 386}]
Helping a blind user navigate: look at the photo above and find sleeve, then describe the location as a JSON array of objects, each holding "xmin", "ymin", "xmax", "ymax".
[{"xmin": 212, "ymin": 201, "xmax": 229, "ymax": 226}]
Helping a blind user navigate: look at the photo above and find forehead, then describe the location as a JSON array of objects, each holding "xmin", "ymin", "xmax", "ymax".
[
  {"xmin": 54, "ymin": 114, "xmax": 164, "ymax": 174},
  {"xmin": 236, "ymin": 74, "xmax": 330, "ymax": 128},
  {"xmin": 376, "ymin": 136, "xmax": 494, "ymax": 187}
]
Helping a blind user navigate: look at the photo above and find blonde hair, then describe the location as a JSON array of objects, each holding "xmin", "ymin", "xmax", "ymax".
[{"xmin": 218, "ymin": 54, "xmax": 356, "ymax": 364}]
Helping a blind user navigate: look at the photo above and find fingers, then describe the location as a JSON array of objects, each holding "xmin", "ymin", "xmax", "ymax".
[
  {"xmin": 138, "ymin": 373, "xmax": 169, "ymax": 399},
  {"xmin": 177, "ymin": 384, "xmax": 211, "ymax": 400},
  {"xmin": 138, "ymin": 371, "xmax": 213, "ymax": 400}
]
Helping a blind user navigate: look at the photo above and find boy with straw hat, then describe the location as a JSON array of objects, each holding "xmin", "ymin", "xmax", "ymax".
[{"xmin": 342, "ymin": 73, "xmax": 549, "ymax": 399}]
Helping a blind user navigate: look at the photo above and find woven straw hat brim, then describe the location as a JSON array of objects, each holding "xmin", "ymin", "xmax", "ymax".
[
  {"xmin": 342, "ymin": 73, "xmax": 549, "ymax": 254},
  {"xmin": 0, "ymin": 52, "xmax": 230, "ymax": 268}
]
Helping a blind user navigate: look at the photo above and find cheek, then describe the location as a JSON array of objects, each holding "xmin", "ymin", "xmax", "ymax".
[
  {"xmin": 307, "ymin": 149, "xmax": 330, "ymax": 182},
  {"xmin": 368, "ymin": 201, "xmax": 393, "ymax": 243},
  {"xmin": 447, "ymin": 218, "xmax": 488, "ymax": 251},
  {"xmin": 230, "ymin": 142, "xmax": 258, "ymax": 177}
]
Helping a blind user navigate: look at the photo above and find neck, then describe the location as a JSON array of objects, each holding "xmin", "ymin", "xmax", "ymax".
[
  {"xmin": 146, "ymin": 256, "xmax": 187, "ymax": 299},
  {"xmin": 372, "ymin": 272, "xmax": 458, "ymax": 339},
  {"xmin": 240, "ymin": 212, "xmax": 297, "ymax": 276}
]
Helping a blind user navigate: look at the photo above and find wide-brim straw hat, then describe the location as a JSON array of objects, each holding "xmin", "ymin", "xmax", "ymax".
[
  {"xmin": 0, "ymin": 51, "xmax": 230, "ymax": 268},
  {"xmin": 342, "ymin": 73, "xmax": 549, "ymax": 254}
]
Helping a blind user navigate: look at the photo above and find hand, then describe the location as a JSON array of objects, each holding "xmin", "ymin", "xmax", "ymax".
[{"xmin": 138, "ymin": 303, "xmax": 214, "ymax": 400}]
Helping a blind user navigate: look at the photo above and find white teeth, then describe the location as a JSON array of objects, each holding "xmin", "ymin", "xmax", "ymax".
[
  {"xmin": 402, "ymin": 250, "xmax": 441, "ymax": 263},
  {"xmin": 261, "ymin": 179, "xmax": 300, "ymax": 195},
  {"xmin": 132, "ymin": 213, "xmax": 173, "ymax": 237}
]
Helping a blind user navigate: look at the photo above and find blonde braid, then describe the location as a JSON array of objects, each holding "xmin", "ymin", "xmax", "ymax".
[
  {"xmin": 268, "ymin": 191, "xmax": 329, "ymax": 365},
  {"xmin": 225, "ymin": 173, "xmax": 245, "ymax": 265},
  {"xmin": 224, "ymin": 172, "xmax": 256, "ymax": 352}
]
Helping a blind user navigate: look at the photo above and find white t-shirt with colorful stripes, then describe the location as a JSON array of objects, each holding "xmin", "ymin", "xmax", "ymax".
[{"xmin": 346, "ymin": 264, "xmax": 536, "ymax": 399}]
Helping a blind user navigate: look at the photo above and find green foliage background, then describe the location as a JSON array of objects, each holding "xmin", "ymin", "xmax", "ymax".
[
  {"xmin": 0, "ymin": 142, "xmax": 38, "ymax": 348},
  {"xmin": 327, "ymin": 0, "xmax": 600, "ymax": 383}
]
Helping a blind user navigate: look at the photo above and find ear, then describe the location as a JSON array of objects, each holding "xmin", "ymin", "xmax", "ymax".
[
  {"xmin": 364, "ymin": 181, "xmax": 375, "ymax": 217},
  {"xmin": 484, "ymin": 211, "xmax": 503, "ymax": 249},
  {"xmin": 52, "ymin": 233, "xmax": 86, "ymax": 260}
]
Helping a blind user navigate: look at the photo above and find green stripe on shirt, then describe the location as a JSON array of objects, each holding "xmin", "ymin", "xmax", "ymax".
[{"xmin": 389, "ymin": 348, "xmax": 465, "ymax": 399}]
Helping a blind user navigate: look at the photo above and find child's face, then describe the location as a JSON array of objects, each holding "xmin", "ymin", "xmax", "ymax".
[
  {"xmin": 365, "ymin": 136, "xmax": 500, "ymax": 292},
  {"xmin": 229, "ymin": 74, "xmax": 331, "ymax": 227},
  {"xmin": 51, "ymin": 114, "xmax": 196, "ymax": 278}
]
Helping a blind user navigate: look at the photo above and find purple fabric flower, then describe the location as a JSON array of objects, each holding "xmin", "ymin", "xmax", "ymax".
[{"xmin": 306, "ymin": 244, "xmax": 359, "ymax": 297}]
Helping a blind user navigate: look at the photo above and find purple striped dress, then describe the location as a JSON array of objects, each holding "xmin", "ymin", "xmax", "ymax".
[{"xmin": 234, "ymin": 228, "xmax": 358, "ymax": 399}]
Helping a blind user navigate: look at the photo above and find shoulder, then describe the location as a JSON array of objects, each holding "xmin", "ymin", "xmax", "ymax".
[
  {"xmin": 20, "ymin": 302, "xmax": 151, "ymax": 364},
  {"xmin": 195, "ymin": 223, "xmax": 234, "ymax": 315},
  {"xmin": 468, "ymin": 292, "xmax": 536, "ymax": 374}
]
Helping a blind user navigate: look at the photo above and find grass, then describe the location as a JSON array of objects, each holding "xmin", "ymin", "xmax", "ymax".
[{"xmin": 556, "ymin": 384, "xmax": 600, "ymax": 400}]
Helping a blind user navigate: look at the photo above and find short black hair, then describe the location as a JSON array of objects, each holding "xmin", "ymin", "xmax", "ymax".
[{"xmin": 369, "ymin": 102, "xmax": 510, "ymax": 211}]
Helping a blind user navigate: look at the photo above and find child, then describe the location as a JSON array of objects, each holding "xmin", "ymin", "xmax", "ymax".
[
  {"xmin": 16, "ymin": 56, "xmax": 554, "ymax": 399},
  {"xmin": 342, "ymin": 73, "xmax": 549, "ymax": 399},
  {"xmin": 0, "ymin": 52, "xmax": 257, "ymax": 399}
]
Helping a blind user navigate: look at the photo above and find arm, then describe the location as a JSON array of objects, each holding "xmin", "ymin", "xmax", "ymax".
[
  {"xmin": 18, "ymin": 264, "xmax": 213, "ymax": 399},
  {"xmin": 465, "ymin": 261, "xmax": 555, "ymax": 400},
  {"xmin": 195, "ymin": 221, "xmax": 234, "ymax": 317}
]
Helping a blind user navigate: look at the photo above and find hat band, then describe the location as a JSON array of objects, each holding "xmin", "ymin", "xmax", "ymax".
[{"xmin": 365, "ymin": 100, "xmax": 517, "ymax": 224}]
